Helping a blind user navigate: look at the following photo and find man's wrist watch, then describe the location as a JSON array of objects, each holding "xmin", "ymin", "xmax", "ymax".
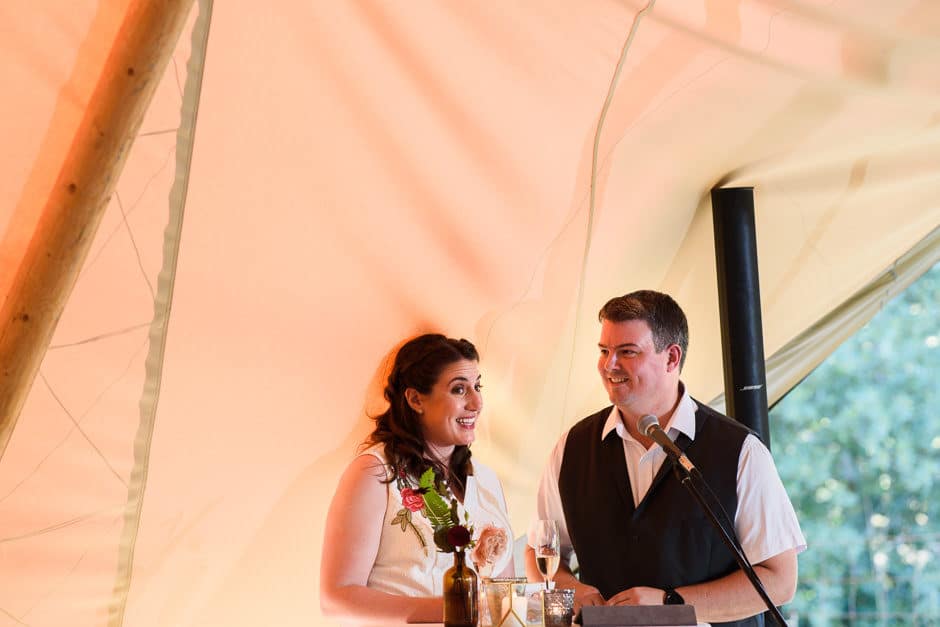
[{"xmin": 663, "ymin": 588, "xmax": 685, "ymax": 605}]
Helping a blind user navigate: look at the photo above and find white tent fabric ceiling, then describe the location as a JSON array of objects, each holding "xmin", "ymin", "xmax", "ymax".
[{"xmin": 1, "ymin": 1, "xmax": 939, "ymax": 625}]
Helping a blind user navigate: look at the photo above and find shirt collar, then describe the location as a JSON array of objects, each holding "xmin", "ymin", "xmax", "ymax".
[{"xmin": 600, "ymin": 382, "xmax": 697, "ymax": 442}]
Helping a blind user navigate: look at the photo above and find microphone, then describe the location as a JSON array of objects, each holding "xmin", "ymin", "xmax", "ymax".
[{"xmin": 637, "ymin": 414, "xmax": 697, "ymax": 475}]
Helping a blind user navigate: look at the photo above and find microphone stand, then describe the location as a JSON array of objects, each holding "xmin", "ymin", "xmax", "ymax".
[{"xmin": 670, "ymin": 461, "xmax": 789, "ymax": 627}]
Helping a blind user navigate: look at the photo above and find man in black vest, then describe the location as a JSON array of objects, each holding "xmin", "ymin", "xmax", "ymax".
[{"xmin": 525, "ymin": 290, "xmax": 804, "ymax": 626}]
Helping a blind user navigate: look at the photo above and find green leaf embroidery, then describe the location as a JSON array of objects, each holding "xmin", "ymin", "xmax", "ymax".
[
  {"xmin": 418, "ymin": 467, "xmax": 453, "ymax": 530},
  {"xmin": 389, "ymin": 507, "xmax": 429, "ymax": 557},
  {"xmin": 390, "ymin": 507, "xmax": 409, "ymax": 531}
]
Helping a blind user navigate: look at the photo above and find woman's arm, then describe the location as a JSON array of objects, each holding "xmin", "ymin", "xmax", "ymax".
[{"xmin": 320, "ymin": 454, "xmax": 442, "ymax": 624}]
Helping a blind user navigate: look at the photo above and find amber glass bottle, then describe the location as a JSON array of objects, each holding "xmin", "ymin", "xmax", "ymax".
[{"xmin": 443, "ymin": 550, "xmax": 478, "ymax": 627}]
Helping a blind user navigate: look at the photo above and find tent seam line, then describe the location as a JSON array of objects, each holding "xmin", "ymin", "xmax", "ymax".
[
  {"xmin": 107, "ymin": 2, "xmax": 214, "ymax": 625},
  {"xmin": 560, "ymin": 0, "xmax": 657, "ymax": 427}
]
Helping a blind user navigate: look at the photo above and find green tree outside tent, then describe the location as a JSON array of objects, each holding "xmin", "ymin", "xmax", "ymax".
[{"xmin": 770, "ymin": 262, "xmax": 939, "ymax": 626}]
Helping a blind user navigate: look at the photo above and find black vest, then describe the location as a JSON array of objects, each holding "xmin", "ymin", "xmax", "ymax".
[{"xmin": 558, "ymin": 400, "xmax": 763, "ymax": 627}]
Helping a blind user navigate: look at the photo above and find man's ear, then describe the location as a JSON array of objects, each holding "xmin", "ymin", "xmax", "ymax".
[
  {"xmin": 404, "ymin": 388, "xmax": 423, "ymax": 414},
  {"xmin": 666, "ymin": 344, "xmax": 683, "ymax": 373}
]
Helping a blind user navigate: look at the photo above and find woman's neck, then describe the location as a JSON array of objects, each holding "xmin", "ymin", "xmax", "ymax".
[{"xmin": 425, "ymin": 442, "xmax": 455, "ymax": 466}]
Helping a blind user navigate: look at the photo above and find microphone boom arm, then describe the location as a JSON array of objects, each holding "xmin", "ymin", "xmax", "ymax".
[
  {"xmin": 670, "ymin": 460, "xmax": 788, "ymax": 627},
  {"xmin": 638, "ymin": 414, "xmax": 788, "ymax": 626}
]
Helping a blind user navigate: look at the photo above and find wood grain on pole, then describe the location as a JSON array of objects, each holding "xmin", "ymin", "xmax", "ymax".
[{"xmin": 0, "ymin": 0, "xmax": 197, "ymax": 458}]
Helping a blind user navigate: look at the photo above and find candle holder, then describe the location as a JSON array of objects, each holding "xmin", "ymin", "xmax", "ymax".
[
  {"xmin": 541, "ymin": 588, "xmax": 575, "ymax": 627},
  {"xmin": 480, "ymin": 577, "xmax": 527, "ymax": 627}
]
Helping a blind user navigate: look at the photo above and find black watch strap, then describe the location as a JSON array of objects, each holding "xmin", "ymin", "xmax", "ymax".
[{"xmin": 663, "ymin": 588, "xmax": 685, "ymax": 605}]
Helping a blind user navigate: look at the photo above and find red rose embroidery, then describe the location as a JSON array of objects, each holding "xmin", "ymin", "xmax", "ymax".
[{"xmin": 400, "ymin": 488, "xmax": 425, "ymax": 512}]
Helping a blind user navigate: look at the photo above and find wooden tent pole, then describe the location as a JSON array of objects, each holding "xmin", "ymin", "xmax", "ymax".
[{"xmin": 0, "ymin": 0, "xmax": 197, "ymax": 458}]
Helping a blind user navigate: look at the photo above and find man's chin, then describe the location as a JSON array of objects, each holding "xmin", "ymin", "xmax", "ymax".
[{"xmin": 607, "ymin": 390, "xmax": 632, "ymax": 406}]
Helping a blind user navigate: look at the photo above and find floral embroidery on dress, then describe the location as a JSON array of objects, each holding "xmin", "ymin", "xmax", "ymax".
[
  {"xmin": 389, "ymin": 466, "xmax": 476, "ymax": 558},
  {"xmin": 390, "ymin": 470, "xmax": 431, "ymax": 557}
]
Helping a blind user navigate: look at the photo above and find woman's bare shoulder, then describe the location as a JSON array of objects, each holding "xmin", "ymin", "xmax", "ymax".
[{"xmin": 344, "ymin": 450, "xmax": 391, "ymax": 483}]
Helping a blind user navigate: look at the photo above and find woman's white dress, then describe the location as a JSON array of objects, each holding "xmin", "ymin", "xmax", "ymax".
[{"xmin": 361, "ymin": 445, "xmax": 514, "ymax": 596}]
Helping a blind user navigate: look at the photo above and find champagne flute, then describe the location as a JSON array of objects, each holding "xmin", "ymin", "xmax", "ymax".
[{"xmin": 534, "ymin": 519, "xmax": 560, "ymax": 590}]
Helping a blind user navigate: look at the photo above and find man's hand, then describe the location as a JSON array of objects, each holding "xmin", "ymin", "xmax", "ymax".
[
  {"xmin": 605, "ymin": 586, "xmax": 663, "ymax": 606},
  {"xmin": 571, "ymin": 582, "xmax": 605, "ymax": 614}
]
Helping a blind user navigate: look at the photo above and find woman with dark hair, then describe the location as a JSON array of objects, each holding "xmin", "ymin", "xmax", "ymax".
[{"xmin": 321, "ymin": 334, "xmax": 514, "ymax": 625}]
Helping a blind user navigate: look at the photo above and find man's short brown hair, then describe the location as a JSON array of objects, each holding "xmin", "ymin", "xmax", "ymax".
[{"xmin": 598, "ymin": 290, "xmax": 689, "ymax": 370}]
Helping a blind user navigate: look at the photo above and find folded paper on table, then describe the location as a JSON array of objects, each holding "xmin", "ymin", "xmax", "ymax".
[{"xmin": 579, "ymin": 604, "xmax": 697, "ymax": 626}]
